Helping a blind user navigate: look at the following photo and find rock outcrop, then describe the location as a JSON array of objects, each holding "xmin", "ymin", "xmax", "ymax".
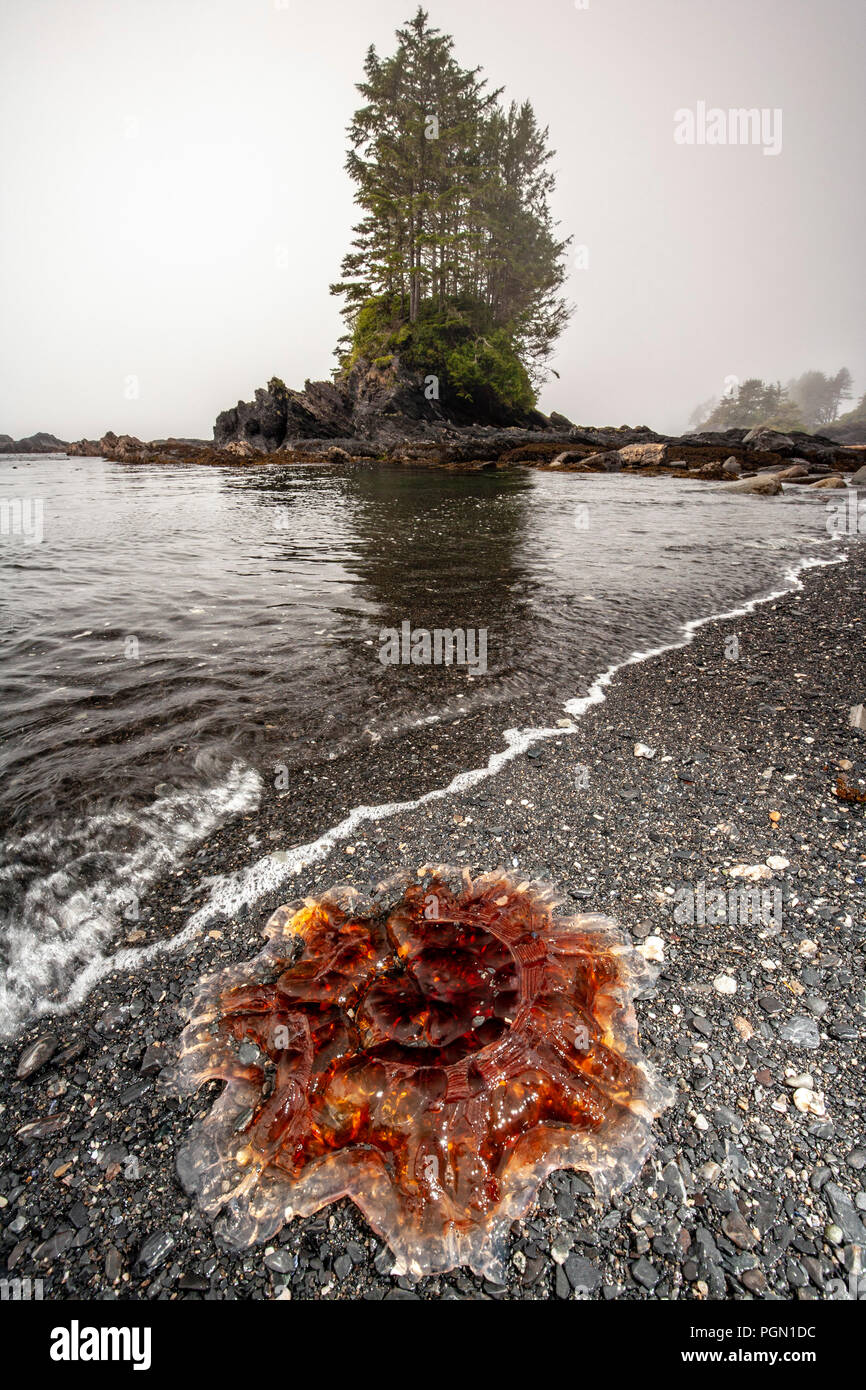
[
  {"xmin": 0, "ymin": 432, "xmax": 68, "ymax": 453},
  {"xmin": 213, "ymin": 356, "xmax": 548, "ymax": 453},
  {"xmin": 56, "ymin": 385, "xmax": 864, "ymax": 486}
]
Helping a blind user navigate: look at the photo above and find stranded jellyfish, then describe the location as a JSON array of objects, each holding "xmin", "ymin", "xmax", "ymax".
[{"xmin": 167, "ymin": 866, "xmax": 673, "ymax": 1280}]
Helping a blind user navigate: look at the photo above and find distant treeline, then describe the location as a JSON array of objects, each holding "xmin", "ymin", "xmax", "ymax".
[{"xmin": 690, "ymin": 368, "xmax": 859, "ymax": 434}]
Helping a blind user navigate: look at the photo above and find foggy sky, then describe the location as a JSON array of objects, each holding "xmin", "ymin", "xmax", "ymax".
[{"xmin": 1, "ymin": 0, "xmax": 864, "ymax": 440}]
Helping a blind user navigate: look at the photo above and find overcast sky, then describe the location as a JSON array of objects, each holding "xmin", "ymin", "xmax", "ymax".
[{"xmin": 1, "ymin": 0, "xmax": 864, "ymax": 439}]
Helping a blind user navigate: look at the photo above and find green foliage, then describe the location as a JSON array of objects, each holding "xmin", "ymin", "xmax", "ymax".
[
  {"xmin": 698, "ymin": 378, "xmax": 803, "ymax": 431},
  {"xmin": 694, "ymin": 367, "xmax": 853, "ymax": 434},
  {"xmin": 329, "ymin": 8, "xmax": 570, "ymax": 404},
  {"xmin": 346, "ymin": 291, "xmax": 534, "ymax": 414}
]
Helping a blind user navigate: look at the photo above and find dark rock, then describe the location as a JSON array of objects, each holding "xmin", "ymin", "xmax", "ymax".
[
  {"xmin": 758, "ymin": 994, "xmax": 785, "ymax": 1014},
  {"xmin": 824, "ymin": 1184, "xmax": 866, "ymax": 1243},
  {"xmin": 564, "ymin": 1254, "xmax": 602, "ymax": 1293},
  {"xmin": 136, "ymin": 1231, "xmax": 176, "ymax": 1272},
  {"xmin": 631, "ymin": 1256, "xmax": 660, "ymax": 1289},
  {"xmin": 33, "ymin": 1229, "xmax": 75, "ymax": 1262},
  {"xmin": 15, "ymin": 1033, "xmax": 58, "ymax": 1080},
  {"xmin": 722, "ymin": 1210, "xmax": 757, "ymax": 1250},
  {"xmin": 780, "ymin": 1016, "xmax": 821, "ymax": 1048},
  {"xmin": 0, "ymin": 432, "xmax": 68, "ymax": 454},
  {"xmin": 16, "ymin": 1114, "xmax": 69, "ymax": 1141}
]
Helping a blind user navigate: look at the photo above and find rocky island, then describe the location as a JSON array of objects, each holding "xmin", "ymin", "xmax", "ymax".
[{"xmin": 60, "ymin": 358, "xmax": 866, "ymax": 491}]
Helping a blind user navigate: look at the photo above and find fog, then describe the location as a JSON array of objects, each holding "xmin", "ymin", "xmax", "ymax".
[{"xmin": 1, "ymin": 0, "xmax": 863, "ymax": 440}]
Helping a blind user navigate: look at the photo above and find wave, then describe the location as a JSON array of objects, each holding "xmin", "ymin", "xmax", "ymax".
[{"xmin": 0, "ymin": 761, "xmax": 261, "ymax": 1038}]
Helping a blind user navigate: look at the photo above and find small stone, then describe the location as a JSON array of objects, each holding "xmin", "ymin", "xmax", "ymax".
[
  {"xmin": 714, "ymin": 974, "xmax": 737, "ymax": 995},
  {"xmin": 639, "ymin": 936, "xmax": 664, "ymax": 963},
  {"xmin": 730, "ymin": 863, "xmax": 773, "ymax": 882},
  {"xmin": 780, "ymin": 1016, "xmax": 821, "ymax": 1049},
  {"xmin": 663, "ymin": 1161, "xmax": 688, "ymax": 1203},
  {"xmin": 722, "ymin": 1210, "xmax": 758, "ymax": 1250},
  {"xmin": 33, "ymin": 1229, "xmax": 74, "ymax": 1262},
  {"xmin": 550, "ymin": 1236, "xmax": 572, "ymax": 1265},
  {"xmin": 741, "ymin": 1267, "xmax": 768, "ymax": 1293},
  {"xmin": 759, "ymin": 994, "xmax": 784, "ymax": 1015},
  {"xmin": 264, "ymin": 1248, "xmax": 294, "ymax": 1274},
  {"xmin": 564, "ymin": 1254, "xmax": 602, "ymax": 1294},
  {"xmin": 828, "ymin": 1022, "xmax": 859, "ymax": 1042},
  {"xmin": 16, "ymin": 1114, "xmax": 69, "ymax": 1141},
  {"xmin": 631, "ymin": 1256, "xmax": 660, "ymax": 1289},
  {"xmin": 15, "ymin": 1033, "xmax": 58, "ymax": 1080},
  {"xmin": 793, "ymin": 1088, "xmax": 826, "ymax": 1117},
  {"xmin": 139, "ymin": 1044, "xmax": 164, "ymax": 1076},
  {"xmin": 136, "ymin": 1231, "xmax": 175, "ymax": 1273},
  {"xmin": 733, "ymin": 1016, "xmax": 754, "ymax": 1041},
  {"xmin": 824, "ymin": 1184, "xmax": 866, "ymax": 1243}
]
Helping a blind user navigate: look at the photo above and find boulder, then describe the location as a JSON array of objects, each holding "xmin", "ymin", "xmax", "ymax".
[
  {"xmin": 564, "ymin": 449, "xmax": 622, "ymax": 471},
  {"xmin": 808, "ymin": 475, "xmax": 846, "ymax": 488},
  {"xmin": 774, "ymin": 462, "xmax": 810, "ymax": 480},
  {"xmin": 722, "ymin": 456, "xmax": 742, "ymax": 476},
  {"xmin": 742, "ymin": 426, "xmax": 796, "ymax": 452},
  {"xmin": 718, "ymin": 474, "xmax": 782, "ymax": 496},
  {"xmin": 617, "ymin": 442, "xmax": 668, "ymax": 467},
  {"xmin": 849, "ymin": 463, "xmax": 866, "ymax": 486}
]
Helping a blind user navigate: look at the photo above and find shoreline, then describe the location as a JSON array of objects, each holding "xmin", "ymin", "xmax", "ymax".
[
  {"xmin": 20, "ymin": 417, "xmax": 865, "ymax": 482},
  {"xmin": 1, "ymin": 544, "xmax": 864, "ymax": 1300}
]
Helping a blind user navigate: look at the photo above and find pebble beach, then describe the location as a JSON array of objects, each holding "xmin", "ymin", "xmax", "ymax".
[{"xmin": 1, "ymin": 542, "xmax": 864, "ymax": 1302}]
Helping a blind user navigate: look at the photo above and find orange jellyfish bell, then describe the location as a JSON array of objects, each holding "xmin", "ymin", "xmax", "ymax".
[{"xmin": 166, "ymin": 866, "xmax": 673, "ymax": 1281}]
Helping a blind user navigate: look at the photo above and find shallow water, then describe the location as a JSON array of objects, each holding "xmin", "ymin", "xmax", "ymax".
[{"xmin": 0, "ymin": 453, "xmax": 846, "ymax": 1034}]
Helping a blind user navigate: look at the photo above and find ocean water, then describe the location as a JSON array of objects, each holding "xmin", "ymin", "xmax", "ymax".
[{"xmin": 0, "ymin": 453, "xmax": 849, "ymax": 1035}]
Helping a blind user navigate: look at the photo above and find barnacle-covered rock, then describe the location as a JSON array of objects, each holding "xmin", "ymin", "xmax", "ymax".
[{"xmin": 166, "ymin": 867, "xmax": 673, "ymax": 1281}]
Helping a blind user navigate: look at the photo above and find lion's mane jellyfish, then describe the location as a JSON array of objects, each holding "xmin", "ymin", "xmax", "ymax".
[{"xmin": 167, "ymin": 867, "xmax": 673, "ymax": 1280}]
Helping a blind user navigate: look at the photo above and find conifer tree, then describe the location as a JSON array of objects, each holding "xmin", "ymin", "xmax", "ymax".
[{"xmin": 330, "ymin": 8, "xmax": 571, "ymax": 402}]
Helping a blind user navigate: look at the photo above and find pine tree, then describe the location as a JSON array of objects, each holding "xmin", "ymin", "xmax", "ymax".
[{"xmin": 330, "ymin": 8, "xmax": 571, "ymax": 405}]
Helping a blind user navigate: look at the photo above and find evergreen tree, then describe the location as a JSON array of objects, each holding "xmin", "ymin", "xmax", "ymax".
[
  {"xmin": 330, "ymin": 8, "xmax": 571, "ymax": 404},
  {"xmin": 698, "ymin": 378, "xmax": 803, "ymax": 431}
]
